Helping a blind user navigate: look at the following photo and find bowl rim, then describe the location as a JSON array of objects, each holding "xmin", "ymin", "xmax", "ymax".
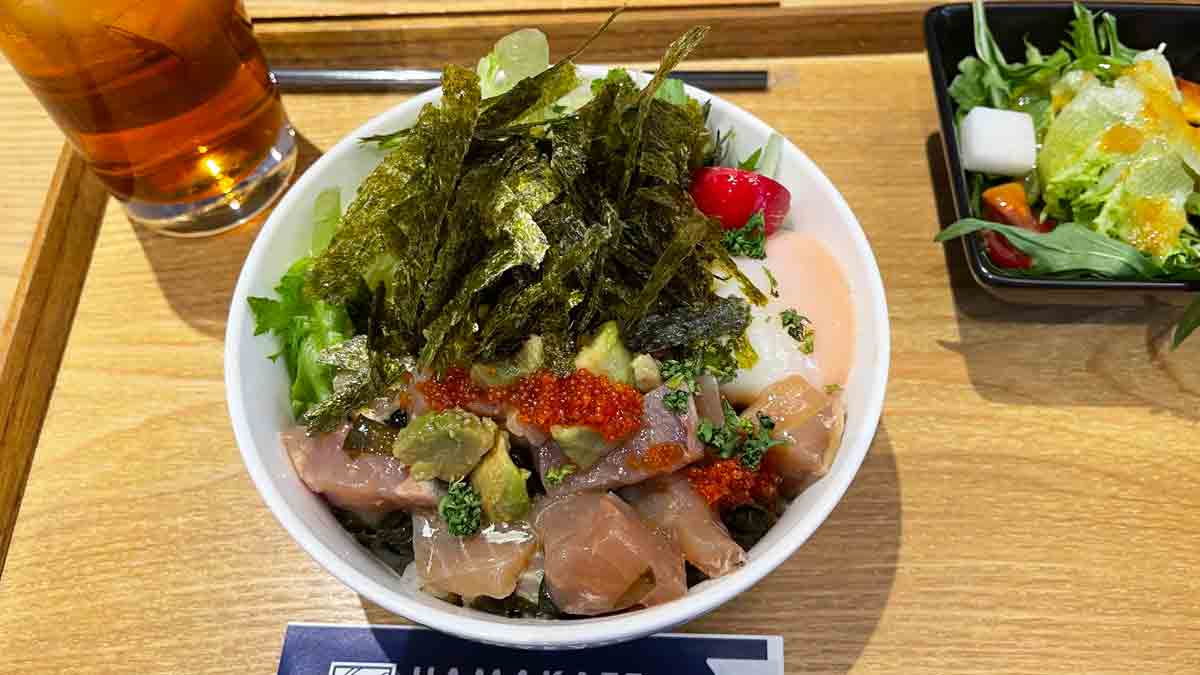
[
  {"xmin": 924, "ymin": 1, "xmax": 1200, "ymax": 294},
  {"xmin": 224, "ymin": 68, "xmax": 891, "ymax": 648}
]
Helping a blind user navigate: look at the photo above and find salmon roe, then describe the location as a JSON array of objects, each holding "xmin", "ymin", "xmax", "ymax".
[
  {"xmin": 418, "ymin": 368, "xmax": 644, "ymax": 441},
  {"xmin": 685, "ymin": 459, "xmax": 781, "ymax": 512},
  {"xmin": 627, "ymin": 443, "xmax": 686, "ymax": 471},
  {"xmin": 416, "ymin": 368, "xmax": 483, "ymax": 411}
]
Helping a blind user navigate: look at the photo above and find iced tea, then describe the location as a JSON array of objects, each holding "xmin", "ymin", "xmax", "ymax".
[{"xmin": 0, "ymin": 0, "xmax": 295, "ymax": 233}]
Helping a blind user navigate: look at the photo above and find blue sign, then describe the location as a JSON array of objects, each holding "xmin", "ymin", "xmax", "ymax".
[{"xmin": 278, "ymin": 623, "xmax": 783, "ymax": 675}]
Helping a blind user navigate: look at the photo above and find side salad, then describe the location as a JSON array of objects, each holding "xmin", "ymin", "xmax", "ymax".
[
  {"xmin": 248, "ymin": 13, "xmax": 856, "ymax": 619},
  {"xmin": 936, "ymin": 0, "xmax": 1200, "ymax": 346}
]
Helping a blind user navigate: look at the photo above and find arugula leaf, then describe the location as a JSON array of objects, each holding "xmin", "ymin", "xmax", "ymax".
[
  {"xmin": 249, "ymin": 258, "xmax": 353, "ymax": 419},
  {"xmin": 1065, "ymin": 2, "xmax": 1137, "ymax": 80},
  {"xmin": 737, "ymin": 147, "xmax": 762, "ymax": 171},
  {"xmin": 722, "ymin": 211, "xmax": 768, "ymax": 259},
  {"xmin": 1187, "ymin": 193, "xmax": 1200, "ymax": 218},
  {"xmin": 935, "ymin": 218, "xmax": 1163, "ymax": 278},
  {"xmin": 1174, "ymin": 295, "xmax": 1200, "ymax": 349}
]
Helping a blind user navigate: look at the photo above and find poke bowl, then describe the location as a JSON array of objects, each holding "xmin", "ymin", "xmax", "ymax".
[{"xmin": 225, "ymin": 23, "xmax": 889, "ymax": 649}]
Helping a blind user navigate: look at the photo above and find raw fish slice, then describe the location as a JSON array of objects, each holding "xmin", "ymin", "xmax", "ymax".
[
  {"xmin": 412, "ymin": 513, "xmax": 539, "ymax": 601},
  {"xmin": 538, "ymin": 386, "xmax": 704, "ymax": 494},
  {"xmin": 533, "ymin": 492, "xmax": 686, "ymax": 615},
  {"xmin": 282, "ymin": 423, "xmax": 444, "ymax": 511},
  {"xmin": 741, "ymin": 375, "xmax": 844, "ymax": 493},
  {"xmin": 621, "ymin": 474, "xmax": 746, "ymax": 578}
]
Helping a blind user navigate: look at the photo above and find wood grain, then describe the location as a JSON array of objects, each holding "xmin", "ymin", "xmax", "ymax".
[
  {"xmin": 0, "ymin": 148, "xmax": 107, "ymax": 575},
  {"xmin": 1, "ymin": 52, "xmax": 1198, "ymax": 674},
  {"xmin": 255, "ymin": 4, "xmax": 928, "ymax": 67},
  {"xmin": 0, "ymin": 63, "xmax": 69, "ymax": 362},
  {"xmin": 247, "ymin": 0, "xmax": 775, "ymax": 18}
]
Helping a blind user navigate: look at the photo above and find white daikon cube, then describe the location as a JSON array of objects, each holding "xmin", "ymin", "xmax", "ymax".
[{"xmin": 959, "ymin": 107, "xmax": 1037, "ymax": 176}]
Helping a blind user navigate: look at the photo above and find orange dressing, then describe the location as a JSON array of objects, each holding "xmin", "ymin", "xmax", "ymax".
[{"xmin": 1100, "ymin": 124, "xmax": 1144, "ymax": 154}]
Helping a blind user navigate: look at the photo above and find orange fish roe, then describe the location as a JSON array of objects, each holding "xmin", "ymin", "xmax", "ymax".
[
  {"xmin": 627, "ymin": 443, "xmax": 686, "ymax": 471},
  {"xmin": 494, "ymin": 369, "xmax": 644, "ymax": 441},
  {"xmin": 686, "ymin": 459, "xmax": 781, "ymax": 512},
  {"xmin": 418, "ymin": 368, "xmax": 644, "ymax": 441},
  {"xmin": 417, "ymin": 367, "xmax": 483, "ymax": 411}
]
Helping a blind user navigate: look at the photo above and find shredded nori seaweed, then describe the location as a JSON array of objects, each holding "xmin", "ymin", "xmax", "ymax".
[{"xmin": 303, "ymin": 11, "xmax": 763, "ymax": 383}]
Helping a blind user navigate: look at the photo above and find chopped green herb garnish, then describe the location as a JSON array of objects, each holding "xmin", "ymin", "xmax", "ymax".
[
  {"xmin": 695, "ymin": 400, "xmax": 782, "ymax": 470},
  {"xmin": 721, "ymin": 211, "xmax": 768, "ymax": 259},
  {"xmin": 824, "ymin": 383, "xmax": 842, "ymax": 395},
  {"xmin": 663, "ymin": 389, "xmax": 691, "ymax": 414},
  {"xmin": 543, "ymin": 463, "xmax": 577, "ymax": 486},
  {"xmin": 740, "ymin": 413, "xmax": 786, "ymax": 471},
  {"xmin": 780, "ymin": 308, "xmax": 815, "ymax": 354},
  {"xmin": 439, "ymin": 478, "xmax": 484, "ymax": 537},
  {"xmin": 696, "ymin": 400, "xmax": 748, "ymax": 457},
  {"xmin": 764, "ymin": 266, "xmax": 780, "ymax": 298}
]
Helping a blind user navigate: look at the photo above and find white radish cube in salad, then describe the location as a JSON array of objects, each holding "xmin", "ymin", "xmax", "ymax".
[{"xmin": 959, "ymin": 107, "xmax": 1037, "ymax": 176}]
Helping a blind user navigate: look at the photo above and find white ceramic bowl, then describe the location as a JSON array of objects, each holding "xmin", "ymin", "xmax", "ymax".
[{"xmin": 225, "ymin": 66, "xmax": 890, "ymax": 649}]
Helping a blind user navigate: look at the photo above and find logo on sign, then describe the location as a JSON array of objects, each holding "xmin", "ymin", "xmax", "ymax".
[{"xmin": 328, "ymin": 662, "xmax": 397, "ymax": 675}]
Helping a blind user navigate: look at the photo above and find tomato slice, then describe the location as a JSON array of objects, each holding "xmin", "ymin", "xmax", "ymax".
[
  {"xmin": 690, "ymin": 167, "xmax": 791, "ymax": 235},
  {"xmin": 979, "ymin": 182, "xmax": 1055, "ymax": 269},
  {"xmin": 1178, "ymin": 77, "xmax": 1200, "ymax": 125}
]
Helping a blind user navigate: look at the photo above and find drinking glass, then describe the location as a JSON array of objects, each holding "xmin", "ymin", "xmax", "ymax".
[{"xmin": 0, "ymin": 0, "xmax": 296, "ymax": 236}]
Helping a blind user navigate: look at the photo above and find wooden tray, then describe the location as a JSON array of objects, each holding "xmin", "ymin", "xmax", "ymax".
[{"xmin": 3, "ymin": 7, "xmax": 1200, "ymax": 674}]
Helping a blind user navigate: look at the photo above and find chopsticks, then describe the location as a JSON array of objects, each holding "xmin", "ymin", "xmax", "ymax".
[{"xmin": 273, "ymin": 68, "xmax": 769, "ymax": 93}]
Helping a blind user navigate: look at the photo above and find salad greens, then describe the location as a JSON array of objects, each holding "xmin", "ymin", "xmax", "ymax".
[
  {"xmin": 248, "ymin": 188, "xmax": 354, "ymax": 419},
  {"xmin": 938, "ymin": 0, "xmax": 1200, "ymax": 346}
]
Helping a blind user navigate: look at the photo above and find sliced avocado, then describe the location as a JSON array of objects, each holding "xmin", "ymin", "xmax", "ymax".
[
  {"xmin": 631, "ymin": 354, "xmax": 663, "ymax": 393},
  {"xmin": 471, "ymin": 335, "xmax": 545, "ymax": 387},
  {"xmin": 470, "ymin": 432, "xmax": 532, "ymax": 523},
  {"xmin": 551, "ymin": 425, "xmax": 618, "ymax": 470},
  {"xmin": 392, "ymin": 409, "xmax": 497, "ymax": 481},
  {"xmin": 574, "ymin": 321, "xmax": 634, "ymax": 385}
]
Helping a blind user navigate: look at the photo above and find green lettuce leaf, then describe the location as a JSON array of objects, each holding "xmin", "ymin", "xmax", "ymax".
[
  {"xmin": 309, "ymin": 188, "xmax": 341, "ymax": 255},
  {"xmin": 477, "ymin": 29, "xmax": 551, "ymax": 99},
  {"xmin": 654, "ymin": 78, "xmax": 687, "ymax": 106},
  {"xmin": 249, "ymin": 258, "xmax": 353, "ymax": 419}
]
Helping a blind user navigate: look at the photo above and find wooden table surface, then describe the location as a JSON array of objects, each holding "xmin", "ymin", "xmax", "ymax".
[{"xmin": 2, "ymin": 4, "xmax": 1200, "ymax": 675}]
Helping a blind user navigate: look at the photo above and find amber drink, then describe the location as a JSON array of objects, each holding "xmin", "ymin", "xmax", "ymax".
[{"xmin": 0, "ymin": 1, "xmax": 296, "ymax": 235}]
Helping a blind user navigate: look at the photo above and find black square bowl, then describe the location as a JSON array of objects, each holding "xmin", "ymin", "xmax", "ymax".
[{"xmin": 925, "ymin": 2, "xmax": 1200, "ymax": 305}]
